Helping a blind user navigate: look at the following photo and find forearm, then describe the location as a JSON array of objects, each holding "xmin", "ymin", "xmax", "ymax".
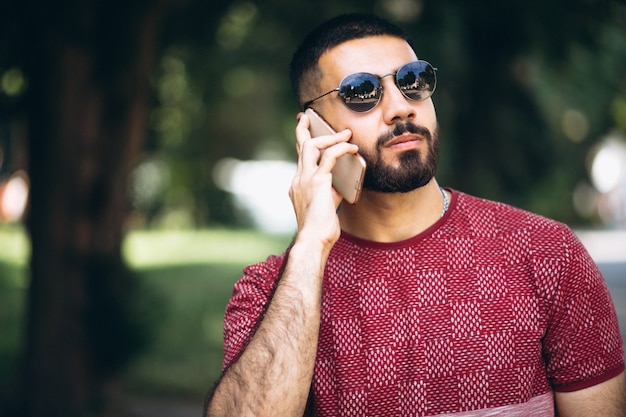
[
  {"xmin": 205, "ymin": 113, "xmax": 348, "ymax": 416},
  {"xmin": 205, "ymin": 243, "xmax": 328, "ymax": 417}
]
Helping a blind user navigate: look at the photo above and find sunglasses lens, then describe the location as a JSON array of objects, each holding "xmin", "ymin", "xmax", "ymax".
[
  {"xmin": 396, "ymin": 61, "xmax": 437, "ymax": 101},
  {"xmin": 338, "ymin": 73, "xmax": 382, "ymax": 112}
]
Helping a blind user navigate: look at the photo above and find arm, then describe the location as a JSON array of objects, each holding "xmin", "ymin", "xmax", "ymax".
[
  {"xmin": 555, "ymin": 372, "xmax": 626, "ymax": 417},
  {"xmin": 205, "ymin": 115, "xmax": 357, "ymax": 417}
]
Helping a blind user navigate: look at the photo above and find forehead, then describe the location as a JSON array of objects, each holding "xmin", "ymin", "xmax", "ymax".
[{"xmin": 318, "ymin": 35, "xmax": 418, "ymax": 85}]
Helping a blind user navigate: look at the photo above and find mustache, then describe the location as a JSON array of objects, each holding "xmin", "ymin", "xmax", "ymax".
[{"xmin": 376, "ymin": 122, "xmax": 432, "ymax": 148}]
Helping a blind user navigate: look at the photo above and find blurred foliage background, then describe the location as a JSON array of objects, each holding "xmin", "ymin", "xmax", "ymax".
[
  {"xmin": 0, "ymin": 0, "xmax": 626, "ymax": 416},
  {"xmin": 141, "ymin": 0, "xmax": 626, "ymax": 228},
  {"xmin": 3, "ymin": 0, "xmax": 626, "ymax": 229}
]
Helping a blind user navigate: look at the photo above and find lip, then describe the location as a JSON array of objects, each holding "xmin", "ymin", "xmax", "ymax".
[{"xmin": 384, "ymin": 133, "xmax": 424, "ymax": 150}]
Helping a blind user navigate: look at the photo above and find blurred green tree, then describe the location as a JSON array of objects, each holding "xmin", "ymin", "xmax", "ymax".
[
  {"xmin": 142, "ymin": 0, "xmax": 626, "ymax": 227},
  {"xmin": 0, "ymin": 0, "xmax": 234, "ymax": 416}
]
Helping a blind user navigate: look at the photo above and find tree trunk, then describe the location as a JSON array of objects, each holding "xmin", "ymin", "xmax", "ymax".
[{"xmin": 14, "ymin": 2, "xmax": 175, "ymax": 416}]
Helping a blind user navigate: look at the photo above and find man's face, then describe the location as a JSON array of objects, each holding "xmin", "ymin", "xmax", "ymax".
[{"xmin": 314, "ymin": 35, "xmax": 439, "ymax": 193}]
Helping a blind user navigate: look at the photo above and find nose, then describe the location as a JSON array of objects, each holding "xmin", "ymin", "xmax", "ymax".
[{"xmin": 379, "ymin": 77, "xmax": 416, "ymax": 124}]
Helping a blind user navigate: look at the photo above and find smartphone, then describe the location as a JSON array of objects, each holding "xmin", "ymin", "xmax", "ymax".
[{"xmin": 304, "ymin": 108, "xmax": 366, "ymax": 204}]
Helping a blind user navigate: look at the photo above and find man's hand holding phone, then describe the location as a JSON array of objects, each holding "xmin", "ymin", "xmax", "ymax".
[
  {"xmin": 290, "ymin": 111, "xmax": 361, "ymax": 249},
  {"xmin": 304, "ymin": 109, "xmax": 366, "ymax": 204}
]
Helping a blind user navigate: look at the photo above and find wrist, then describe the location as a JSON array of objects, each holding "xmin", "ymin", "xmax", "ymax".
[
  {"xmin": 288, "ymin": 239, "xmax": 328, "ymax": 266},
  {"xmin": 291, "ymin": 230, "xmax": 337, "ymax": 261}
]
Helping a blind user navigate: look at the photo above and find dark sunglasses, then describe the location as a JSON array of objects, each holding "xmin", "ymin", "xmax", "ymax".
[{"xmin": 303, "ymin": 60, "xmax": 437, "ymax": 113}]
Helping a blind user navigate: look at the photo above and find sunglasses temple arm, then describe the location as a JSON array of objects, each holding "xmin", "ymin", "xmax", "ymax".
[{"xmin": 302, "ymin": 88, "xmax": 340, "ymax": 110}]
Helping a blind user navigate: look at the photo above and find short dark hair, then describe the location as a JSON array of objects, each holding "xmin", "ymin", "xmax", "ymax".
[{"xmin": 289, "ymin": 13, "xmax": 412, "ymax": 109}]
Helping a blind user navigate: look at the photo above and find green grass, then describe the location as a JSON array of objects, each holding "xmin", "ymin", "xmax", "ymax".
[
  {"xmin": 0, "ymin": 261, "xmax": 27, "ymax": 399},
  {"xmin": 0, "ymin": 226, "xmax": 292, "ymax": 401},
  {"xmin": 123, "ymin": 262, "xmax": 249, "ymax": 399}
]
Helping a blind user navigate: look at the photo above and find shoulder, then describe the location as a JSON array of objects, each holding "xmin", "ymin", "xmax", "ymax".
[
  {"xmin": 223, "ymin": 252, "xmax": 288, "ymax": 368},
  {"xmin": 450, "ymin": 190, "xmax": 590, "ymax": 277},
  {"xmin": 236, "ymin": 252, "xmax": 287, "ymax": 295},
  {"xmin": 225, "ymin": 253, "xmax": 288, "ymax": 312},
  {"xmin": 242, "ymin": 252, "xmax": 287, "ymax": 279},
  {"xmin": 453, "ymin": 190, "xmax": 574, "ymax": 238}
]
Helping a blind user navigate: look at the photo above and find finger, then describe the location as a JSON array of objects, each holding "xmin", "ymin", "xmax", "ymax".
[
  {"xmin": 295, "ymin": 113, "xmax": 313, "ymax": 153},
  {"xmin": 299, "ymin": 129, "xmax": 353, "ymax": 163},
  {"xmin": 296, "ymin": 113, "xmax": 352, "ymax": 154},
  {"xmin": 298, "ymin": 135, "xmax": 355, "ymax": 180},
  {"xmin": 316, "ymin": 142, "xmax": 360, "ymax": 173}
]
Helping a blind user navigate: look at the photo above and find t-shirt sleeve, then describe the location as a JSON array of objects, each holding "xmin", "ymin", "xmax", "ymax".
[
  {"xmin": 540, "ymin": 224, "xmax": 625, "ymax": 392},
  {"xmin": 222, "ymin": 253, "xmax": 287, "ymax": 370}
]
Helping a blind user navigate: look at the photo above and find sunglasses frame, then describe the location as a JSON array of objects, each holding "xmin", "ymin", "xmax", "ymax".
[{"xmin": 303, "ymin": 60, "xmax": 437, "ymax": 113}]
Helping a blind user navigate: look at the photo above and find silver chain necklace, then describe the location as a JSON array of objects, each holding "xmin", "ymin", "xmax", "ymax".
[{"xmin": 440, "ymin": 187, "xmax": 449, "ymax": 217}]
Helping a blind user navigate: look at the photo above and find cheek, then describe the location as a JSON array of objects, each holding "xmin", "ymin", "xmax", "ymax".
[
  {"xmin": 423, "ymin": 102, "xmax": 438, "ymax": 127},
  {"xmin": 348, "ymin": 123, "xmax": 379, "ymax": 152}
]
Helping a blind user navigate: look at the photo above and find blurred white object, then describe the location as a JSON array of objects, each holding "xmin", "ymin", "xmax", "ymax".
[{"xmin": 214, "ymin": 158, "xmax": 296, "ymax": 234}]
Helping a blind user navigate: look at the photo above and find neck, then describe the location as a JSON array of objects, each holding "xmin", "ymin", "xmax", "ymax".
[{"xmin": 338, "ymin": 178, "xmax": 447, "ymax": 243}]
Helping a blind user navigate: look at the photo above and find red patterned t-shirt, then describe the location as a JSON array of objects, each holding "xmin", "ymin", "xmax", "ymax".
[{"xmin": 222, "ymin": 190, "xmax": 624, "ymax": 416}]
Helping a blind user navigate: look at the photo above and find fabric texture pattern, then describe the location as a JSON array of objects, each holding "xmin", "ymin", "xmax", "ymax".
[{"xmin": 222, "ymin": 190, "xmax": 625, "ymax": 416}]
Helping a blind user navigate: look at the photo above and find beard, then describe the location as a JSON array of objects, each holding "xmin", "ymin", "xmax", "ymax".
[{"xmin": 359, "ymin": 122, "xmax": 439, "ymax": 193}]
